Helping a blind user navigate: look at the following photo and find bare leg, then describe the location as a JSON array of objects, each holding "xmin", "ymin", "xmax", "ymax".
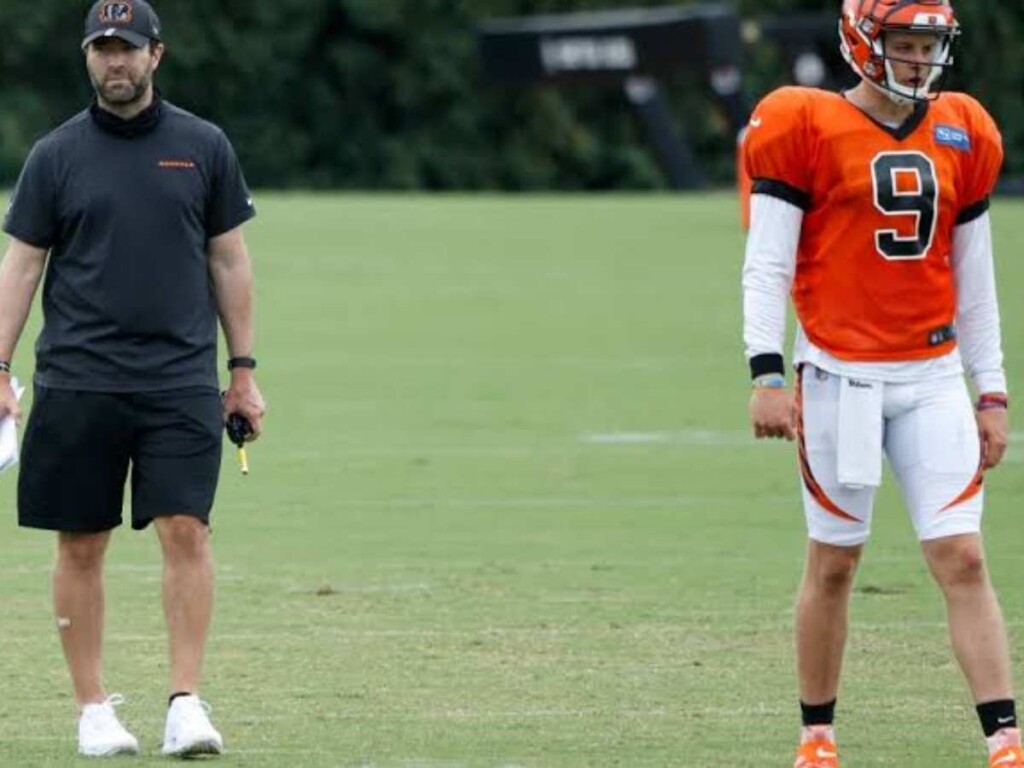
[
  {"xmin": 796, "ymin": 540, "xmax": 863, "ymax": 705},
  {"xmin": 154, "ymin": 516, "xmax": 215, "ymax": 695},
  {"xmin": 922, "ymin": 533, "xmax": 1013, "ymax": 703},
  {"xmin": 53, "ymin": 531, "xmax": 113, "ymax": 707}
]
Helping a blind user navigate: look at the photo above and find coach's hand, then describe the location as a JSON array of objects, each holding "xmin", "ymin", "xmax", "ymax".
[
  {"xmin": 749, "ymin": 388, "xmax": 797, "ymax": 441},
  {"xmin": 223, "ymin": 371, "xmax": 266, "ymax": 442},
  {"xmin": 0, "ymin": 375, "xmax": 20, "ymax": 423},
  {"xmin": 976, "ymin": 406, "xmax": 1008, "ymax": 470}
]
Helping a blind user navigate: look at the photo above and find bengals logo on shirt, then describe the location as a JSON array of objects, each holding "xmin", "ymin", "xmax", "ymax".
[{"xmin": 743, "ymin": 86, "xmax": 1003, "ymax": 362}]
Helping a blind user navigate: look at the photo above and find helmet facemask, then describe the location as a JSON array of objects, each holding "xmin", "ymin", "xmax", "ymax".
[{"xmin": 872, "ymin": 27, "xmax": 957, "ymax": 104}]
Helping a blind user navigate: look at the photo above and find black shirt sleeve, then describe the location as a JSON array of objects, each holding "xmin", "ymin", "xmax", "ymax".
[
  {"xmin": 206, "ymin": 130, "xmax": 256, "ymax": 239},
  {"xmin": 3, "ymin": 140, "xmax": 58, "ymax": 249}
]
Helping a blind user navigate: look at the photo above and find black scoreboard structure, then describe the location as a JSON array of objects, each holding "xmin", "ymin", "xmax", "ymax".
[
  {"xmin": 478, "ymin": 5, "xmax": 846, "ymax": 190},
  {"xmin": 480, "ymin": 5, "xmax": 745, "ymax": 190}
]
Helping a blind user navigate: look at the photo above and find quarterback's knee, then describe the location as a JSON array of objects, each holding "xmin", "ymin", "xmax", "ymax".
[
  {"xmin": 928, "ymin": 537, "xmax": 987, "ymax": 591},
  {"xmin": 806, "ymin": 543, "xmax": 861, "ymax": 596}
]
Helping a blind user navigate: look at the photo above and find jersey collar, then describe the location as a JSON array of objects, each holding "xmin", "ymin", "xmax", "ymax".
[{"xmin": 839, "ymin": 91, "xmax": 930, "ymax": 142}]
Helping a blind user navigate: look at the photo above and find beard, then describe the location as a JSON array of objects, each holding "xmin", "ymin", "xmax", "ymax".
[{"xmin": 92, "ymin": 70, "xmax": 152, "ymax": 107}]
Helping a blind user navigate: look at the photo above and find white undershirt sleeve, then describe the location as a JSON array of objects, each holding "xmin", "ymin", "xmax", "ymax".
[
  {"xmin": 952, "ymin": 212, "xmax": 1007, "ymax": 395},
  {"xmin": 742, "ymin": 193, "xmax": 802, "ymax": 361}
]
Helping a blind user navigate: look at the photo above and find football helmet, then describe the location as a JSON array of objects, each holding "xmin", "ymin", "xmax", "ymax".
[{"xmin": 839, "ymin": 0, "xmax": 959, "ymax": 104}]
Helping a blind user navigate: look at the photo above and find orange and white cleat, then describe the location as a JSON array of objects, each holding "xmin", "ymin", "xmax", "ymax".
[
  {"xmin": 990, "ymin": 728, "xmax": 1024, "ymax": 768},
  {"xmin": 990, "ymin": 745, "xmax": 1024, "ymax": 768},
  {"xmin": 794, "ymin": 729, "xmax": 839, "ymax": 768}
]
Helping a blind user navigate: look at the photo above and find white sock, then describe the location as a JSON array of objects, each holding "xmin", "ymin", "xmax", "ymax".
[
  {"xmin": 801, "ymin": 724, "xmax": 835, "ymax": 744},
  {"xmin": 987, "ymin": 727, "xmax": 1021, "ymax": 756}
]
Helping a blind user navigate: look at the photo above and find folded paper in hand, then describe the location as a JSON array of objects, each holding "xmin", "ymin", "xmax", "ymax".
[{"xmin": 0, "ymin": 377, "xmax": 25, "ymax": 475}]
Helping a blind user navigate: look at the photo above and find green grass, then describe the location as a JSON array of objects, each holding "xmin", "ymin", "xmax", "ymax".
[{"xmin": 0, "ymin": 193, "xmax": 1022, "ymax": 766}]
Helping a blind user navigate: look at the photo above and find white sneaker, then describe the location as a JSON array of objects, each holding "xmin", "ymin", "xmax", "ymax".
[
  {"xmin": 162, "ymin": 694, "xmax": 224, "ymax": 757},
  {"xmin": 78, "ymin": 693, "xmax": 140, "ymax": 757}
]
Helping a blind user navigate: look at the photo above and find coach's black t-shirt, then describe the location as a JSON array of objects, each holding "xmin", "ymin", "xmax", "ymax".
[{"xmin": 2, "ymin": 96, "xmax": 255, "ymax": 392}]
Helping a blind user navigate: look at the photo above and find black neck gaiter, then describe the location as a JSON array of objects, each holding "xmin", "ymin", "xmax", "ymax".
[{"xmin": 90, "ymin": 91, "xmax": 163, "ymax": 138}]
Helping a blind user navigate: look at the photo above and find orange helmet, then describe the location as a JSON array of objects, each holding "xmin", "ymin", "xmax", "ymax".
[{"xmin": 839, "ymin": 0, "xmax": 959, "ymax": 103}]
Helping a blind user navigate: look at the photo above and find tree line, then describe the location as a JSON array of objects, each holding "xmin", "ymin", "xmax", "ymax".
[{"xmin": 1, "ymin": 1, "xmax": 1020, "ymax": 190}]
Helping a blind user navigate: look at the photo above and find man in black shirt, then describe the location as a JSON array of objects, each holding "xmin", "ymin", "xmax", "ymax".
[{"xmin": 0, "ymin": 0, "xmax": 265, "ymax": 757}]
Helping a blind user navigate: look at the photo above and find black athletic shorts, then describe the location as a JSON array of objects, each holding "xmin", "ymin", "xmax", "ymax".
[{"xmin": 18, "ymin": 386, "xmax": 223, "ymax": 532}]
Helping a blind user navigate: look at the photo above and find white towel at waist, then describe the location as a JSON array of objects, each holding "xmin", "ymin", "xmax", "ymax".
[{"xmin": 836, "ymin": 374, "xmax": 884, "ymax": 489}]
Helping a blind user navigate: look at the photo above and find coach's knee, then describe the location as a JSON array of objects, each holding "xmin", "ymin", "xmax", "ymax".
[
  {"xmin": 156, "ymin": 516, "xmax": 210, "ymax": 565},
  {"xmin": 57, "ymin": 532, "xmax": 110, "ymax": 573}
]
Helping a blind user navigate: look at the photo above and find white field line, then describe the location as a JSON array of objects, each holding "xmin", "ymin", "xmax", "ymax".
[
  {"xmin": 287, "ymin": 428, "xmax": 762, "ymax": 457},
  {"xmin": 582, "ymin": 430, "xmax": 755, "ymax": 446}
]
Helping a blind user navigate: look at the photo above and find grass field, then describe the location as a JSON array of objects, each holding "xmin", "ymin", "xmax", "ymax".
[{"xmin": 0, "ymin": 193, "xmax": 1021, "ymax": 766}]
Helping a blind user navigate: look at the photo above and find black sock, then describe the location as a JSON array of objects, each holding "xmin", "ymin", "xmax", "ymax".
[
  {"xmin": 978, "ymin": 699, "xmax": 1017, "ymax": 737},
  {"xmin": 168, "ymin": 691, "xmax": 193, "ymax": 708},
  {"xmin": 801, "ymin": 699, "xmax": 837, "ymax": 727}
]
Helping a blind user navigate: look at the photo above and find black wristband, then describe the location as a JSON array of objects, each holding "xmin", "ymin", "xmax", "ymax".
[
  {"xmin": 749, "ymin": 353, "xmax": 785, "ymax": 380},
  {"xmin": 0, "ymin": 360, "xmax": 10, "ymax": 374},
  {"xmin": 227, "ymin": 356, "xmax": 257, "ymax": 371}
]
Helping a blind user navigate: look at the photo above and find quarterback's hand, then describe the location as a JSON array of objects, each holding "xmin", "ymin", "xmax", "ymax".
[
  {"xmin": 222, "ymin": 372, "xmax": 266, "ymax": 442},
  {"xmin": 0, "ymin": 375, "xmax": 20, "ymax": 423},
  {"xmin": 749, "ymin": 388, "xmax": 797, "ymax": 441},
  {"xmin": 976, "ymin": 406, "xmax": 1008, "ymax": 470}
]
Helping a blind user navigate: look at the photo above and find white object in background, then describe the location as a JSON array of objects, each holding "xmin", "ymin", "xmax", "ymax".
[{"xmin": 0, "ymin": 377, "xmax": 26, "ymax": 475}]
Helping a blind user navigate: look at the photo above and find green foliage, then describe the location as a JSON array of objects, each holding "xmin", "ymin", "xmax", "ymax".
[
  {"xmin": 947, "ymin": 4, "xmax": 1024, "ymax": 186},
  {"xmin": 0, "ymin": 1, "xmax": 1020, "ymax": 188}
]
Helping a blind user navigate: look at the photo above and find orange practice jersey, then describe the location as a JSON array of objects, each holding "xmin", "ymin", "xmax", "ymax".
[{"xmin": 743, "ymin": 87, "xmax": 1003, "ymax": 362}]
